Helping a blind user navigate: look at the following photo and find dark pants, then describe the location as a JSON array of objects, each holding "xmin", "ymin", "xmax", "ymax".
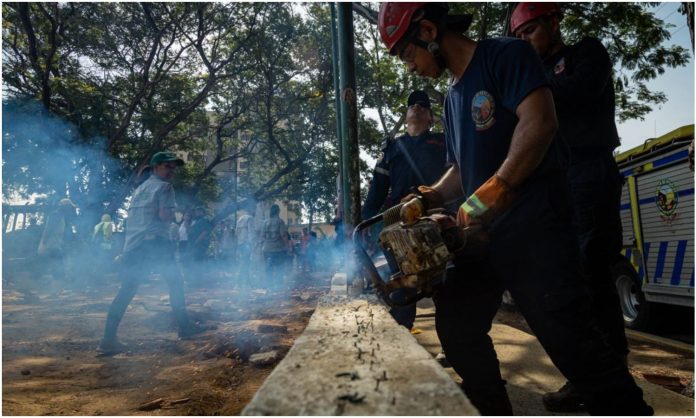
[
  {"xmin": 237, "ymin": 242, "xmax": 252, "ymax": 287},
  {"xmin": 383, "ymin": 247, "xmax": 418, "ymax": 329},
  {"xmin": 434, "ymin": 174, "xmax": 651, "ymax": 415},
  {"xmin": 40, "ymin": 249, "xmax": 66, "ymax": 281},
  {"xmin": 102, "ymin": 239, "xmax": 190, "ymax": 342},
  {"xmin": 568, "ymin": 149, "xmax": 629, "ymax": 357},
  {"xmin": 263, "ymin": 250, "xmax": 289, "ymax": 288},
  {"xmin": 389, "ymin": 289, "xmax": 417, "ymax": 330}
]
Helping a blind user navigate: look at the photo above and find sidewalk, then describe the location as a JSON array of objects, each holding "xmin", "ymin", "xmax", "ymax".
[{"xmin": 412, "ymin": 300, "xmax": 694, "ymax": 416}]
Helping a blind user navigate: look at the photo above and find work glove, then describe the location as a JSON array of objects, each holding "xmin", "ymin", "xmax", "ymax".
[
  {"xmin": 430, "ymin": 213, "xmax": 490, "ymax": 256},
  {"xmin": 457, "ymin": 175, "xmax": 515, "ymax": 227},
  {"xmin": 400, "ymin": 186, "xmax": 445, "ymax": 225}
]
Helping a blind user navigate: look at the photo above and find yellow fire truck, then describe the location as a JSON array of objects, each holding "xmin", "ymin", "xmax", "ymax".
[{"xmin": 614, "ymin": 124, "xmax": 694, "ymax": 329}]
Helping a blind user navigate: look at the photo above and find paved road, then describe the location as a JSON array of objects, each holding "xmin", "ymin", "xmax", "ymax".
[{"xmin": 411, "ymin": 299, "xmax": 694, "ymax": 416}]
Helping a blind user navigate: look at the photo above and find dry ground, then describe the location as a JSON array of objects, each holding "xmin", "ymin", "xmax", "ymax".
[
  {"xmin": 3, "ymin": 270, "xmax": 692, "ymax": 415},
  {"xmin": 3, "ymin": 270, "xmax": 330, "ymax": 416},
  {"xmin": 494, "ymin": 306, "xmax": 694, "ymax": 397}
]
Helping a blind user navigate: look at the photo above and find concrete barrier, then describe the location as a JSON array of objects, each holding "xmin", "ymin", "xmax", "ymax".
[{"xmin": 242, "ymin": 274, "xmax": 478, "ymax": 415}]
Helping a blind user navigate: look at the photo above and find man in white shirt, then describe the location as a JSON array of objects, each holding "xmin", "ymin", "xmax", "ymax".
[{"xmin": 98, "ymin": 151, "xmax": 211, "ymax": 355}]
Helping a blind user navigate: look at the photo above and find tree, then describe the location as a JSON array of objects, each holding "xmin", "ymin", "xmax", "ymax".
[{"xmin": 352, "ymin": 2, "xmax": 691, "ymax": 123}]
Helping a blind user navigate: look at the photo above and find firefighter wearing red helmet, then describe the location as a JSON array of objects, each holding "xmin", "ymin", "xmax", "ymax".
[
  {"xmin": 378, "ymin": 3, "xmax": 652, "ymax": 416},
  {"xmin": 509, "ymin": 2, "xmax": 563, "ymax": 36},
  {"xmin": 512, "ymin": 2, "xmax": 628, "ymax": 413}
]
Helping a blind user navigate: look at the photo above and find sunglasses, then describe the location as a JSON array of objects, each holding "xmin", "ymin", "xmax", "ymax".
[{"xmin": 409, "ymin": 101, "xmax": 429, "ymax": 109}]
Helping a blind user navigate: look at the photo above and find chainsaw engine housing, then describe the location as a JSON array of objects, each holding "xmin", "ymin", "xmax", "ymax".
[{"xmin": 378, "ymin": 217, "xmax": 453, "ymax": 295}]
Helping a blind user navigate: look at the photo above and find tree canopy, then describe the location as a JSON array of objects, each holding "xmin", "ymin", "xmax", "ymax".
[{"xmin": 2, "ymin": 2, "xmax": 691, "ymax": 226}]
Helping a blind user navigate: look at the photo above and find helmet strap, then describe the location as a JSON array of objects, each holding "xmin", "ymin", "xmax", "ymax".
[{"xmin": 411, "ymin": 37, "xmax": 448, "ymax": 70}]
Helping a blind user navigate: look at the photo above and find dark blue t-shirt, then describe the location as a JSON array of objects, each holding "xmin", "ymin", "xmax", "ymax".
[
  {"xmin": 444, "ymin": 38, "xmax": 551, "ymax": 196},
  {"xmin": 362, "ymin": 131, "xmax": 450, "ymax": 219}
]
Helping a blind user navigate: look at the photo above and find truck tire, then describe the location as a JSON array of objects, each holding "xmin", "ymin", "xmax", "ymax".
[{"xmin": 613, "ymin": 260, "xmax": 652, "ymax": 330}]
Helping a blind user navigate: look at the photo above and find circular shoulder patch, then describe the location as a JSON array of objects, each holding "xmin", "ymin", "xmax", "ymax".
[{"xmin": 471, "ymin": 90, "xmax": 496, "ymax": 131}]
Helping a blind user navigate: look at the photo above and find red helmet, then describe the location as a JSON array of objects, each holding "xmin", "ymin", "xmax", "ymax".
[
  {"xmin": 510, "ymin": 2, "xmax": 562, "ymax": 35},
  {"xmin": 378, "ymin": 2, "xmax": 426, "ymax": 55}
]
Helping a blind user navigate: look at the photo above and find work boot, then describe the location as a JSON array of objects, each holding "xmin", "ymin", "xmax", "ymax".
[
  {"xmin": 178, "ymin": 322, "xmax": 217, "ymax": 340},
  {"xmin": 542, "ymin": 381, "xmax": 587, "ymax": 412},
  {"xmin": 96, "ymin": 339, "xmax": 129, "ymax": 356},
  {"xmin": 463, "ymin": 383, "xmax": 513, "ymax": 416}
]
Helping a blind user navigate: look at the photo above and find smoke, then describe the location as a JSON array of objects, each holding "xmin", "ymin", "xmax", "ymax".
[{"xmin": 2, "ymin": 98, "xmax": 360, "ymax": 377}]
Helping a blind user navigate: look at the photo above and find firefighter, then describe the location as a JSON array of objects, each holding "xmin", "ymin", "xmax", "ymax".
[
  {"xmin": 378, "ymin": 3, "xmax": 652, "ymax": 415},
  {"xmin": 510, "ymin": 3, "xmax": 630, "ymax": 412},
  {"xmin": 362, "ymin": 90, "xmax": 450, "ymax": 331}
]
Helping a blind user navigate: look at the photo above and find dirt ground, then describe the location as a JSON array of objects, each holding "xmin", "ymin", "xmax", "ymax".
[
  {"xmin": 3, "ymin": 269, "xmax": 692, "ymax": 415},
  {"xmin": 2, "ymin": 270, "xmax": 331, "ymax": 416},
  {"xmin": 494, "ymin": 306, "xmax": 695, "ymax": 398}
]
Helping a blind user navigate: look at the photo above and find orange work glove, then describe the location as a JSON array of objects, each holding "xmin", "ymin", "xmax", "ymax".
[
  {"xmin": 400, "ymin": 186, "xmax": 445, "ymax": 225},
  {"xmin": 457, "ymin": 175, "xmax": 515, "ymax": 227}
]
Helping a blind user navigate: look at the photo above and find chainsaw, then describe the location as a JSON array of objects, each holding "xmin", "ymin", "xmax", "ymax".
[{"xmin": 353, "ymin": 197, "xmax": 476, "ymax": 307}]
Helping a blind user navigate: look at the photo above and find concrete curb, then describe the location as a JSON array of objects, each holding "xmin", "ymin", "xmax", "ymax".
[
  {"xmin": 242, "ymin": 275, "xmax": 478, "ymax": 415},
  {"xmin": 626, "ymin": 329, "xmax": 694, "ymax": 353}
]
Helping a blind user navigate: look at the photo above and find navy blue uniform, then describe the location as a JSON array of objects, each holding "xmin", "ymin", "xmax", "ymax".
[
  {"xmin": 545, "ymin": 37, "xmax": 628, "ymax": 360},
  {"xmin": 363, "ymin": 130, "xmax": 449, "ymax": 330},
  {"xmin": 362, "ymin": 131, "xmax": 449, "ymax": 219},
  {"xmin": 438, "ymin": 38, "xmax": 649, "ymax": 415}
]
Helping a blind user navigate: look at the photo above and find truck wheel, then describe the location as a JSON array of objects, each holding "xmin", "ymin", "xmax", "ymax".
[{"xmin": 613, "ymin": 261, "xmax": 652, "ymax": 330}]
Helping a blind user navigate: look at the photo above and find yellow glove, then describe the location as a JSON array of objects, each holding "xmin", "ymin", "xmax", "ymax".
[
  {"xmin": 457, "ymin": 175, "xmax": 515, "ymax": 227},
  {"xmin": 400, "ymin": 186, "xmax": 445, "ymax": 225}
]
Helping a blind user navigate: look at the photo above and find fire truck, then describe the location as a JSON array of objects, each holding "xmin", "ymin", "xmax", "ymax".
[{"xmin": 614, "ymin": 124, "xmax": 694, "ymax": 329}]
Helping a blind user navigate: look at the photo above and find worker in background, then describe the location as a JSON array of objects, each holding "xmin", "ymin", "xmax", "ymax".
[
  {"xmin": 98, "ymin": 151, "xmax": 211, "ymax": 356},
  {"xmin": 37, "ymin": 197, "xmax": 77, "ymax": 286},
  {"xmin": 92, "ymin": 213, "xmax": 115, "ymax": 277},
  {"xmin": 235, "ymin": 201, "xmax": 256, "ymax": 287},
  {"xmin": 378, "ymin": 3, "xmax": 652, "ymax": 415},
  {"xmin": 362, "ymin": 90, "xmax": 450, "ymax": 333},
  {"xmin": 261, "ymin": 204, "xmax": 291, "ymax": 289},
  {"xmin": 511, "ymin": 3, "xmax": 629, "ymax": 412}
]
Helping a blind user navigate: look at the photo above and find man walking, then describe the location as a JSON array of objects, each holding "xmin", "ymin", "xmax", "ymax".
[{"xmin": 98, "ymin": 151, "xmax": 209, "ymax": 355}]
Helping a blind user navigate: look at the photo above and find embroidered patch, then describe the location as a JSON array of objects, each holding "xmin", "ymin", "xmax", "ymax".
[
  {"xmin": 471, "ymin": 90, "xmax": 496, "ymax": 131},
  {"xmin": 554, "ymin": 57, "xmax": 566, "ymax": 75}
]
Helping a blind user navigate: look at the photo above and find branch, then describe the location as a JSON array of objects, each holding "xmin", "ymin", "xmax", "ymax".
[{"xmin": 352, "ymin": 3, "xmax": 378, "ymax": 24}]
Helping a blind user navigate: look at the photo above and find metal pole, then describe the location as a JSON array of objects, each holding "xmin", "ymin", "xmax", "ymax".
[
  {"xmin": 336, "ymin": 2, "xmax": 361, "ymax": 232},
  {"xmin": 329, "ymin": 3, "xmax": 344, "ymax": 222}
]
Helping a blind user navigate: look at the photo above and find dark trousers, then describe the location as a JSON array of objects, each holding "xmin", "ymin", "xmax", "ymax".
[
  {"xmin": 434, "ymin": 175, "xmax": 651, "ymax": 415},
  {"xmin": 388, "ymin": 289, "xmax": 417, "ymax": 329},
  {"xmin": 383, "ymin": 247, "xmax": 418, "ymax": 329},
  {"xmin": 568, "ymin": 149, "xmax": 629, "ymax": 357},
  {"xmin": 102, "ymin": 239, "xmax": 190, "ymax": 341},
  {"xmin": 237, "ymin": 242, "xmax": 252, "ymax": 287},
  {"xmin": 263, "ymin": 250, "xmax": 289, "ymax": 287}
]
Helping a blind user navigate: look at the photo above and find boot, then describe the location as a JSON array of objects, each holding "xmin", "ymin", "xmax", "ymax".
[
  {"xmin": 463, "ymin": 383, "xmax": 514, "ymax": 416},
  {"xmin": 96, "ymin": 339, "xmax": 128, "ymax": 356},
  {"xmin": 542, "ymin": 381, "xmax": 587, "ymax": 412}
]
